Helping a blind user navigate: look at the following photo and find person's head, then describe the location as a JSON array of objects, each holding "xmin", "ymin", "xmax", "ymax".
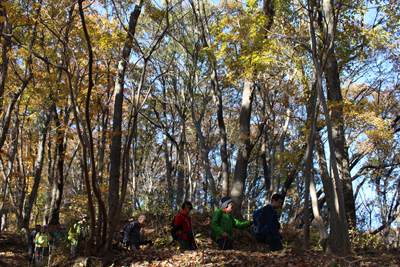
[
  {"xmin": 271, "ymin": 194, "xmax": 284, "ymax": 209},
  {"xmin": 41, "ymin": 224, "xmax": 48, "ymax": 232},
  {"xmin": 56, "ymin": 224, "xmax": 61, "ymax": 231},
  {"xmin": 221, "ymin": 197, "xmax": 233, "ymax": 212},
  {"xmin": 35, "ymin": 225, "xmax": 41, "ymax": 232},
  {"xmin": 138, "ymin": 215, "xmax": 147, "ymax": 227},
  {"xmin": 79, "ymin": 214, "xmax": 88, "ymax": 224},
  {"xmin": 181, "ymin": 201, "xmax": 193, "ymax": 212}
]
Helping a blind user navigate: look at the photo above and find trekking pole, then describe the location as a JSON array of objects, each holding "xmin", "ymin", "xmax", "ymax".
[
  {"xmin": 47, "ymin": 245, "xmax": 52, "ymax": 267},
  {"xmin": 222, "ymin": 238, "xmax": 226, "ymax": 250},
  {"xmin": 30, "ymin": 246, "xmax": 37, "ymax": 266}
]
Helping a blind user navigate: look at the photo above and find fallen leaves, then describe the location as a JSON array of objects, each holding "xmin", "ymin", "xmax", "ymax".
[{"xmin": 110, "ymin": 247, "xmax": 399, "ymax": 266}]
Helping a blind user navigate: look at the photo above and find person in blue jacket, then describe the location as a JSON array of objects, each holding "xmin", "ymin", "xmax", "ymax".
[{"xmin": 262, "ymin": 193, "xmax": 284, "ymax": 251}]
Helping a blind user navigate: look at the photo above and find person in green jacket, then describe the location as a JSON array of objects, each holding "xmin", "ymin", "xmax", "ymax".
[
  {"xmin": 54, "ymin": 224, "xmax": 67, "ymax": 246},
  {"xmin": 34, "ymin": 224, "xmax": 52, "ymax": 266},
  {"xmin": 211, "ymin": 197, "xmax": 253, "ymax": 250},
  {"xmin": 68, "ymin": 214, "xmax": 88, "ymax": 257}
]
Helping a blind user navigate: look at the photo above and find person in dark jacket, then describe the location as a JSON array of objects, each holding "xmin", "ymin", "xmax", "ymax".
[
  {"xmin": 174, "ymin": 201, "xmax": 197, "ymax": 250},
  {"xmin": 123, "ymin": 215, "xmax": 151, "ymax": 250},
  {"xmin": 262, "ymin": 193, "xmax": 284, "ymax": 251},
  {"xmin": 29, "ymin": 225, "xmax": 41, "ymax": 260},
  {"xmin": 211, "ymin": 197, "xmax": 253, "ymax": 250}
]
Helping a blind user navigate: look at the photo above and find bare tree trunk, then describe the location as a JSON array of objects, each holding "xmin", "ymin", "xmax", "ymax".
[
  {"xmin": 22, "ymin": 109, "xmax": 52, "ymax": 230},
  {"xmin": 176, "ymin": 123, "xmax": 186, "ymax": 207},
  {"xmin": 108, "ymin": 3, "xmax": 143, "ymax": 220},
  {"xmin": 162, "ymin": 79, "xmax": 173, "ymax": 205},
  {"xmin": 190, "ymin": 0, "xmax": 230, "ymax": 198},
  {"xmin": 310, "ymin": 172, "xmax": 329, "ymax": 248},
  {"xmin": 274, "ymin": 109, "xmax": 291, "ymax": 193},
  {"xmin": 44, "ymin": 138, "xmax": 55, "ymax": 225},
  {"xmin": 260, "ymin": 90, "xmax": 272, "ymax": 203},
  {"xmin": 163, "ymin": 130, "xmax": 173, "ymax": 204},
  {"xmin": 307, "ymin": 0, "xmax": 351, "ymax": 257},
  {"xmin": 48, "ymin": 105, "xmax": 67, "ymax": 225},
  {"xmin": 190, "ymin": 100, "xmax": 218, "ymax": 210},
  {"xmin": 303, "ymin": 75, "xmax": 318, "ymax": 250},
  {"xmin": 0, "ymin": 101, "xmax": 19, "ymax": 233},
  {"xmin": 232, "ymin": 80, "xmax": 254, "ymax": 218},
  {"xmin": 323, "ymin": 8, "xmax": 356, "ymax": 229},
  {"xmin": 0, "ymin": 1, "xmax": 11, "ymax": 113}
]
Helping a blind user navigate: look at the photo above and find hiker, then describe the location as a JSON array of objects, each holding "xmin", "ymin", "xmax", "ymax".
[
  {"xmin": 255, "ymin": 193, "xmax": 284, "ymax": 252},
  {"xmin": 34, "ymin": 224, "xmax": 52, "ymax": 266},
  {"xmin": 28, "ymin": 224, "xmax": 40, "ymax": 261},
  {"xmin": 68, "ymin": 214, "xmax": 88, "ymax": 257},
  {"xmin": 54, "ymin": 224, "xmax": 67, "ymax": 246},
  {"xmin": 211, "ymin": 197, "xmax": 253, "ymax": 250},
  {"xmin": 174, "ymin": 200, "xmax": 197, "ymax": 250},
  {"xmin": 123, "ymin": 215, "xmax": 152, "ymax": 250}
]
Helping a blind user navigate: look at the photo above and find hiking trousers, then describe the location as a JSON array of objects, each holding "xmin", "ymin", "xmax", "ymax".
[
  {"xmin": 35, "ymin": 246, "xmax": 48, "ymax": 265},
  {"xmin": 179, "ymin": 240, "xmax": 194, "ymax": 250},
  {"xmin": 265, "ymin": 233, "xmax": 283, "ymax": 252},
  {"xmin": 217, "ymin": 238, "xmax": 233, "ymax": 250}
]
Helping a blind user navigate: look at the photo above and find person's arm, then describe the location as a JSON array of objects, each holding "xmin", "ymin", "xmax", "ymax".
[
  {"xmin": 264, "ymin": 205, "xmax": 280, "ymax": 240},
  {"xmin": 29, "ymin": 232, "xmax": 34, "ymax": 243},
  {"xmin": 68, "ymin": 225, "xmax": 75, "ymax": 240},
  {"xmin": 174, "ymin": 214, "xmax": 184, "ymax": 227},
  {"xmin": 232, "ymin": 218, "xmax": 252, "ymax": 229}
]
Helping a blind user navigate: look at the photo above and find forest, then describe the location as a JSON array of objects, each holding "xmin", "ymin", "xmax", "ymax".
[{"xmin": 0, "ymin": 0, "xmax": 399, "ymax": 265}]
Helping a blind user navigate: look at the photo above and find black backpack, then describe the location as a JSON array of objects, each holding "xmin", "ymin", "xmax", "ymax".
[
  {"xmin": 252, "ymin": 206, "xmax": 269, "ymax": 243},
  {"xmin": 170, "ymin": 216, "xmax": 183, "ymax": 241},
  {"xmin": 118, "ymin": 222, "xmax": 130, "ymax": 243}
]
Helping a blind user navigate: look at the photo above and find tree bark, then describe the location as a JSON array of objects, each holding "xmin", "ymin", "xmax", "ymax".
[
  {"xmin": 22, "ymin": 109, "xmax": 52, "ymax": 230},
  {"xmin": 190, "ymin": 0, "xmax": 230, "ymax": 199},
  {"xmin": 232, "ymin": 80, "xmax": 254, "ymax": 217},
  {"xmin": 0, "ymin": 2, "xmax": 11, "ymax": 114},
  {"xmin": 48, "ymin": 105, "xmax": 66, "ymax": 225},
  {"xmin": 188, "ymin": 79, "xmax": 218, "ymax": 210},
  {"xmin": 108, "ymin": 4, "xmax": 143, "ymax": 220},
  {"xmin": 307, "ymin": 0, "xmax": 351, "ymax": 256}
]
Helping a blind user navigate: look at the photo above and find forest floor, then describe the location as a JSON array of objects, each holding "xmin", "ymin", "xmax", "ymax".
[
  {"xmin": 1, "ymin": 212, "xmax": 400, "ymax": 266},
  {"xmin": 1, "ymin": 232, "xmax": 399, "ymax": 266}
]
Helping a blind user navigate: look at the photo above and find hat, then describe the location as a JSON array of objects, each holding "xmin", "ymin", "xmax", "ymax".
[
  {"xmin": 221, "ymin": 197, "xmax": 232, "ymax": 209},
  {"xmin": 42, "ymin": 224, "xmax": 47, "ymax": 227}
]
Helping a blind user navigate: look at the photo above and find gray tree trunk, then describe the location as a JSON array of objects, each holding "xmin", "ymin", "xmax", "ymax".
[
  {"xmin": 176, "ymin": 121, "xmax": 186, "ymax": 208},
  {"xmin": 232, "ymin": 80, "xmax": 254, "ymax": 217},
  {"xmin": 191, "ymin": 0, "xmax": 230, "ymax": 198},
  {"xmin": 22, "ymin": 109, "xmax": 52, "ymax": 230},
  {"xmin": 303, "ymin": 74, "xmax": 318, "ymax": 250},
  {"xmin": 189, "ymin": 89, "xmax": 218, "ymax": 210},
  {"xmin": 307, "ymin": 0, "xmax": 351, "ymax": 256},
  {"xmin": 108, "ymin": 6, "xmax": 143, "ymax": 220},
  {"xmin": 48, "ymin": 105, "xmax": 67, "ymax": 225}
]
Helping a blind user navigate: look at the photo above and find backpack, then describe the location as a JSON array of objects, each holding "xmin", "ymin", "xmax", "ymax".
[
  {"xmin": 252, "ymin": 206, "xmax": 269, "ymax": 243},
  {"xmin": 118, "ymin": 223, "xmax": 130, "ymax": 243},
  {"xmin": 29, "ymin": 230, "xmax": 38, "ymax": 243},
  {"xmin": 170, "ymin": 216, "xmax": 183, "ymax": 241}
]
